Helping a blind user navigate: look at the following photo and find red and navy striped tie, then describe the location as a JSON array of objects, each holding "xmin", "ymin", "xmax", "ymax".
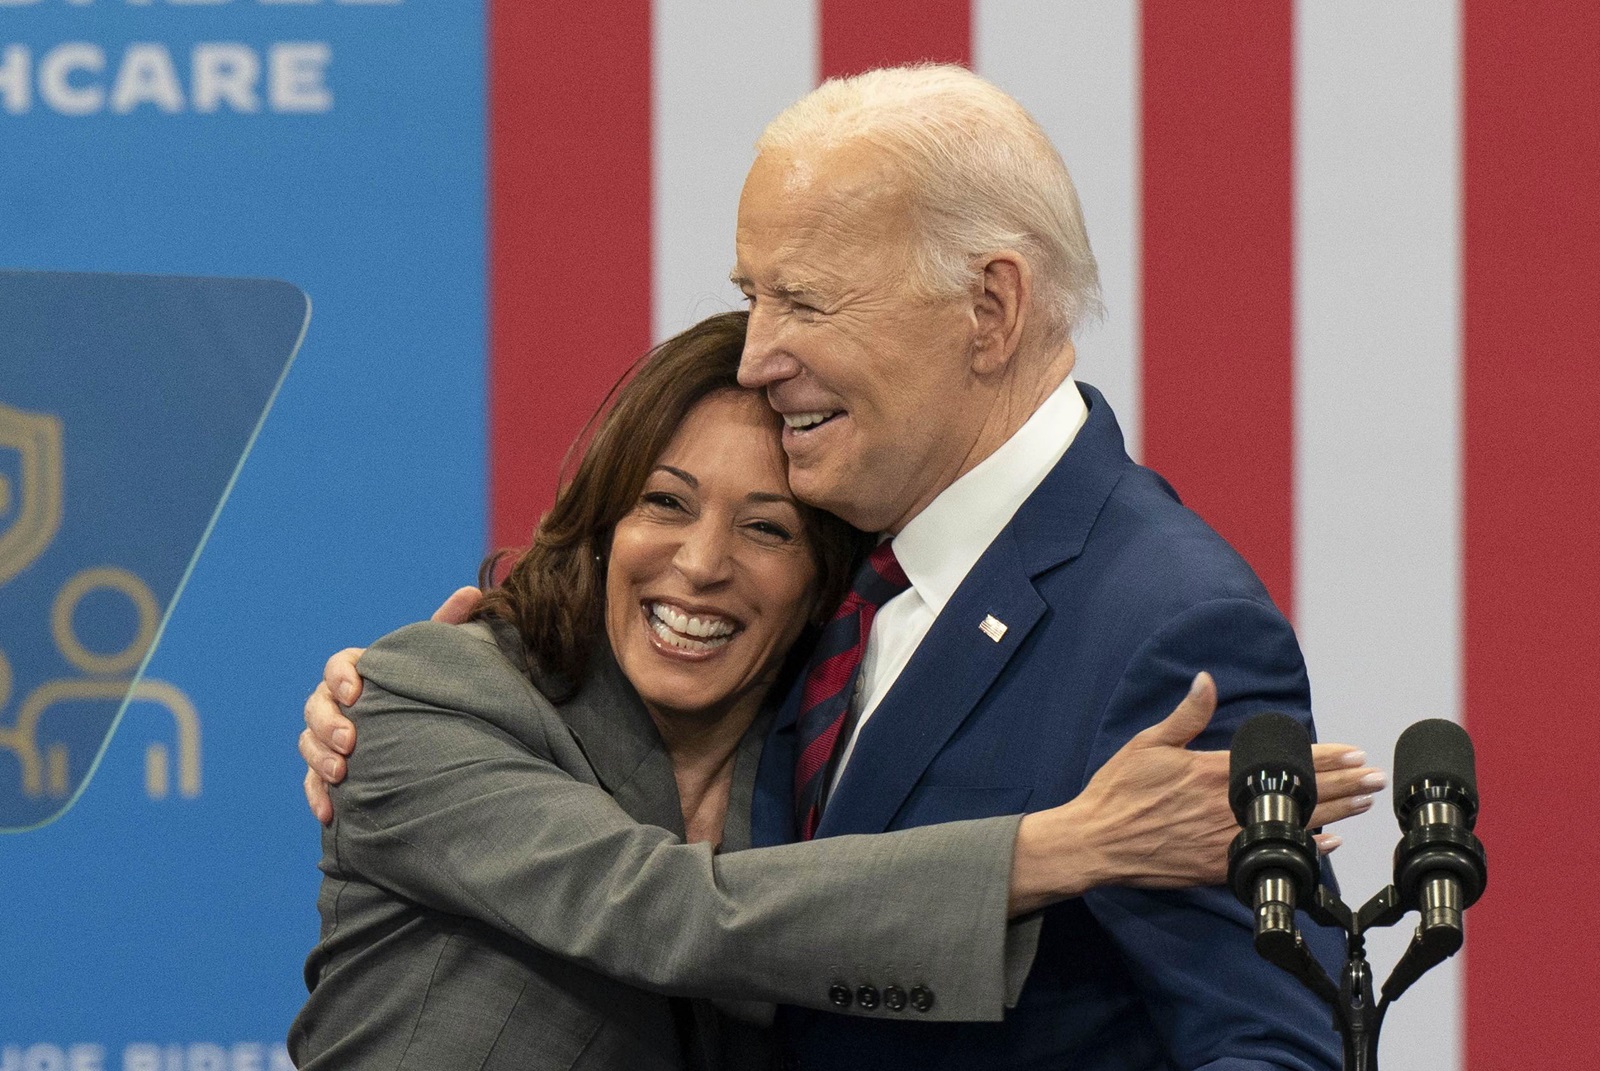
[{"xmin": 793, "ymin": 540, "xmax": 911, "ymax": 840}]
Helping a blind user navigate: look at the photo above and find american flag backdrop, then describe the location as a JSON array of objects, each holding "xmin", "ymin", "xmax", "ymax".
[{"xmin": 490, "ymin": 3, "xmax": 1600, "ymax": 1068}]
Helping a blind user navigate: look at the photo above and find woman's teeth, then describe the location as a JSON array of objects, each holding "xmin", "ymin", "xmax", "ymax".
[{"xmin": 648, "ymin": 603, "xmax": 736, "ymax": 651}]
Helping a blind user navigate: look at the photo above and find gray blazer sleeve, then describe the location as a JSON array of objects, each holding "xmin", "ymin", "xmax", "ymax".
[{"xmin": 329, "ymin": 621, "xmax": 1029, "ymax": 1022}]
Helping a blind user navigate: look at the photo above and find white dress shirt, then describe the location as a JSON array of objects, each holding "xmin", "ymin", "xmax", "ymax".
[{"xmin": 828, "ymin": 375, "xmax": 1090, "ymax": 792}]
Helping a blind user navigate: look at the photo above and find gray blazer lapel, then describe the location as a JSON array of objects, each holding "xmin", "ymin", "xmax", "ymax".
[
  {"xmin": 549, "ymin": 644, "xmax": 687, "ymax": 837},
  {"xmin": 526, "ymin": 633, "xmax": 772, "ymax": 848},
  {"xmin": 720, "ymin": 708, "xmax": 773, "ymax": 853}
]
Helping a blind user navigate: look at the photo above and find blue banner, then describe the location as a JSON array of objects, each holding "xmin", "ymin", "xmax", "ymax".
[
  {"xmin": 0, "ymin": 271, "xmax": 308, "ymax": 833},
  {"xmin": 1, "ymin": 3, "xmax": 486, "ymax": 1064}
]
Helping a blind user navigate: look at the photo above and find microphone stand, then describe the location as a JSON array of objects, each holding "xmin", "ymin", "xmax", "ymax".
[
  {"xmin": 1252, "ymin": 881, "xmax": 1462, "ymax": 1071},
  {"xmin": 1230, "ymin": 717, "xmax": 1484, "ymax": 1070}
]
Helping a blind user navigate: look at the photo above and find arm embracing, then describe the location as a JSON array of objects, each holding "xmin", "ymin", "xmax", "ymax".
[{"xmin": 331, "ymin": 666, "xmax": 1024, "ymax": 1021}]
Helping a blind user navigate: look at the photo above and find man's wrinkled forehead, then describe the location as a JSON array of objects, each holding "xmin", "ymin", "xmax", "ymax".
[
  {"xmin": 777, "ymin": 152, "xmax": 817, "ymax": 193},
  {"xmin": 749, "ymin": 141, "xmax": 913, "ymax": 216},
  {"xmin": 737, "ymin": 148, "xmax": 914, "ymax": 275}
]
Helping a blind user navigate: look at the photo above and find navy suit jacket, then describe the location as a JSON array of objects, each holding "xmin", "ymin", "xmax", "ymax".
[{"xmin": 752, "ymin": 384, "xmax": 1342, "ymax": 1071}]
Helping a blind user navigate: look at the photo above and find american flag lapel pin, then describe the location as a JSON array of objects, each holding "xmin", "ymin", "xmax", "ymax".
[{"xmin": 979, "ymin": 614, "xmax": 1008, "ymax": 642}]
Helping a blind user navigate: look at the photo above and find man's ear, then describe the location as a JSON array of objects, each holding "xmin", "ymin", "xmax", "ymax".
[{"xmin": 970, "ymin": 252, "xmax": 1029, "ymax": 376}]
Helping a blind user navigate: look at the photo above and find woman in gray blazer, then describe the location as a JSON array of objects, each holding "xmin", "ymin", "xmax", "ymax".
[
  {"xmin": 288, "ymin": 311, "xmax": 1046, "ymax": 1069},
  {"xmin": 289, "ymin": 312, "xmax": 1339, "ymax": 1069}
]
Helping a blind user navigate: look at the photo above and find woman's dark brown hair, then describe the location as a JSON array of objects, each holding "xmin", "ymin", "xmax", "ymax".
[{"xmin": 473, "ymin": 310, "xmax": 869, "ymax": 691}]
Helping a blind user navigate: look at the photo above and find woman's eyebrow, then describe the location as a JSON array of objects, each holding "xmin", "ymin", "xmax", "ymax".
[
  {"xmin": 655, "ymin": 467, "xmax": 795, "ymax": 507},
  {"xmin": 654, "ymin": 465, "xmax": 697, "ymax": 488}
]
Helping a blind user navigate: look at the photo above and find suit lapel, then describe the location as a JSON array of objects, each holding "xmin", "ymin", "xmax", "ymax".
[
  {"xmin": 556, "ymin": 644, "xmax": 687, "ymax": 837},
  {"xmin": 816, "ymin": 383, "xmax": 1134, "ymax": 836},
  {"xmin": 751, "ymin": 684, "xmax": 802, "ymax": 846},
  {"xmin": 817, "ymin": 528, "xmax": 1046, "ymax": 836},
  {"xmin": 720, "ymin": 708, "xmax": 772, "ymax": 853}
]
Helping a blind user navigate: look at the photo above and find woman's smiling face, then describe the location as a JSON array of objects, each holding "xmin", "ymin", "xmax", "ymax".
[{"xmin": 604, "ymin": 388, "xmax": 819, "ymax": 727}]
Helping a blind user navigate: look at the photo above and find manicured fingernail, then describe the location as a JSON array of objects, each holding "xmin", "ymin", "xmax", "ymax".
[
  {"xmin": 338, "ymin": 683, "xmax": 355, "ymax": 704},
  {"xmin": 1349, "ymin": 794, "xmax": 1372, "ymax": 811},
  {"xmin": 1188, "ymin": 673, "xmax": 1206, "ymax": 697},
  {"xmin": 1319, "ymin": 835, "xmax": 1343, "ymax": 853},
  {"xmin": 1359, "ymin": 770, "xmax": 1388, "ymax": 790},
  {"xmin": 321, "ymin": 758, "xmax": 340, "ymax": 780},
  {"xmin": 333, "ymin": 728, "xmax": 353, "ymax": 752},
  {"xmin": 1340, "ymin": 749, "xmax": 1367, "ymax": 767}
]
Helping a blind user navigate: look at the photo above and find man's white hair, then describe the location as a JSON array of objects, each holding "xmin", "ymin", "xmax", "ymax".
[{"xmin": 756, "ymin": 63, "xmax": 1103, "ymax": 342}]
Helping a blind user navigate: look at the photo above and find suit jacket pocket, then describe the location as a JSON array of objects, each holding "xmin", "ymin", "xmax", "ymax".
[{"xmin": 894, "ymin": 783, "xmax": 1034, "ymax": 827}]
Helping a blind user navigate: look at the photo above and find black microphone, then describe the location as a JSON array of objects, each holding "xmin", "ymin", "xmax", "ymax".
[
  {"xmin": 1391, "ymin": 719, "xmax": 1488, "ymax": 950},
  {"xmin": 1227, "ymin": 713, "xmax": 1321, "ymax": 954}
]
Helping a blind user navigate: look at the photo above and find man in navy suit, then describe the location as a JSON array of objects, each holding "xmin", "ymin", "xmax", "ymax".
[
  {"xmin": 304, "ymin": 63, "xmax": 1383, "ymax": 1070},
  {"xmin": 727, "ymin": 66, "xmax": 1354, "ymax": 1069}
]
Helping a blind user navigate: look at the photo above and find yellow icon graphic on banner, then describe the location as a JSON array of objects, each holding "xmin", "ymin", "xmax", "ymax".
[
  {"xmin": 0, "ymin": 567, "xmax": 201, "ymax": 800},
  {"xmin": 0, "ymin": 401, "xmax": 63, "ymax": 587},
  {"xmin": 0, "ymin": 403, "xmax": 201, "ymax": 806}
]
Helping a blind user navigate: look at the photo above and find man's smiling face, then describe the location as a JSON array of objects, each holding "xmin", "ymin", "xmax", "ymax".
[{"xmin": 733, "ymin": 143, "xmax": 987, "ymax": 535}]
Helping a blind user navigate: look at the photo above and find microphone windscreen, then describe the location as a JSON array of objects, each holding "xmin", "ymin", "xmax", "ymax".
[
  {"xmin": 1229, "ymin": 711, "xmax": 1317, "ymax": 823},
  {"xmin": 1393, "ymin": 718, "xmax": 1478, "ymax": 821}
]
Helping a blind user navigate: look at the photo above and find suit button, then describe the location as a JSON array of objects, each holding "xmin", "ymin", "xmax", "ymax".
[
  {"xmin": 855, "ymin": 985, "xmax": 880, "ymax": 1009},
  {"xmin": 828, "ymin": 983, "xmax": 853, "ymax": 1009},
  {"xmin": 909, "ymin": 985, "xmax": 935, "ymax": 1013},
  {"xmin": 883, "ymin": 986, "xmax": 907, "ymax": 1011}
]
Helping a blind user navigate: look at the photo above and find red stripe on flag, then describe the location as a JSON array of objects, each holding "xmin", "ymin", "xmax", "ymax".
[
  {"xmin": 819, "ymin": 0, "xmax": 971, "ymax": 79},
  {"xmin": 1140, "ymin": 2, "xmax": 1296, "ymax": 617},
  {"xmin": 1463, "ymin": 3, "xmax": 1600, "ymax": 1065},
  {"xmin": 489, "ymin": 2, "xmax": 653, "ymax": 549}
]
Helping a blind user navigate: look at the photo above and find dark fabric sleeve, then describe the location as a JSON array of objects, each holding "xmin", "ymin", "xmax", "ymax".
[{"xmin": 1081, "ymin": 598, "xmax": 1343, "ymax": 1071}]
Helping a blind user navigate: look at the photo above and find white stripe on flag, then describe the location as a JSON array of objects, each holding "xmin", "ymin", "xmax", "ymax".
[
  {"xmin": 653, "ymin": 0, "xmax": 819, "ymax": 343},
  {"xmin": 1294, "ymin": 4, "xmax": 1463, "ymax": 1067},
  {"xmin": 975, "ymin": 0, "xmax": 1142, "ymax": 457}
]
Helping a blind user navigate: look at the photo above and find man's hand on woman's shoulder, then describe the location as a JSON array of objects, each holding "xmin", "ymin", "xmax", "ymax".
[{"xmin": 298, "ymin": 586, "xmax": 483, "ymax": 825}]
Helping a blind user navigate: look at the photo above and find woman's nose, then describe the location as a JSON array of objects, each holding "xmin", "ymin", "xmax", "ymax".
[{"xmin": 672, "ymin": 520, "xmax": 734, "ymax": 586}]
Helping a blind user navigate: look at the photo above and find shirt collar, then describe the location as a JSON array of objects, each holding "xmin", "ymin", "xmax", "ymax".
[{"xmin": 891, "ymin": 375, "xmax": 1088, "ymax": 615}]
